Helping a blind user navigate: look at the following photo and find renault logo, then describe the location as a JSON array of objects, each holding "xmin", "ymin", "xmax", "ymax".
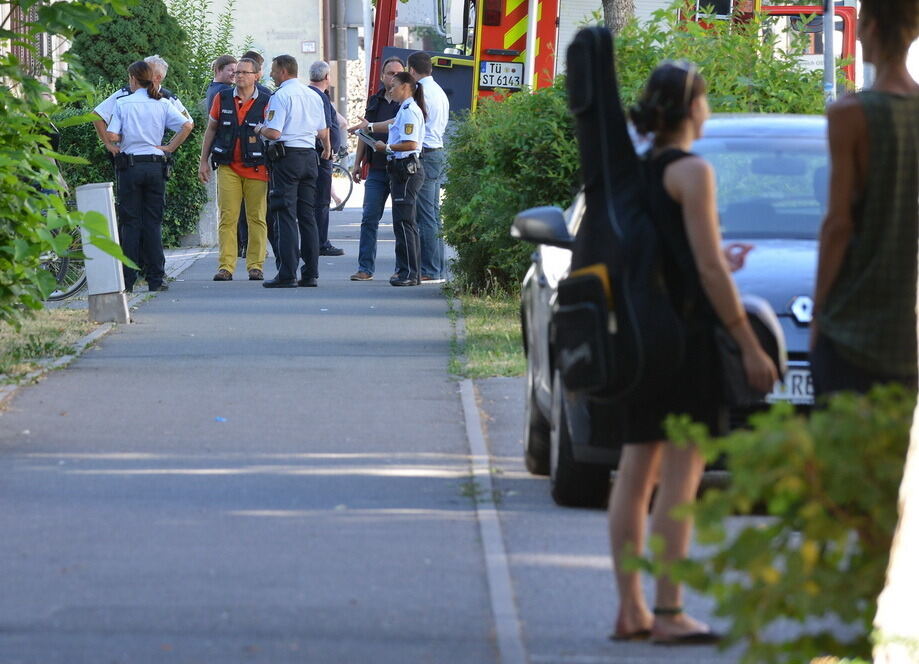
[{"xmin": 790, "ymin": 296, "xmax": 813, "ymax": 324}]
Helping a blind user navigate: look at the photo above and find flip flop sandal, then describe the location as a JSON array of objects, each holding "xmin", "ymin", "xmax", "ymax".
[{"xmin": 609, "ymin": 629, "xmax": 652, "ymax": 642}]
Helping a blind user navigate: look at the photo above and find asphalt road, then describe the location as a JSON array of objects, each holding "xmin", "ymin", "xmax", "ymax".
[
  {"xmin": 0, "ymin": 206, "xmax": 851, "ymax": 663},
  {"xmin": 0, "ymin": 209, "xmax": 493, "ymax": 663}
]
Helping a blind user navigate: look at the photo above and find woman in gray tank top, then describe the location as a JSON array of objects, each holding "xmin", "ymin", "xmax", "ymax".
[{"xmin": 811, "ymin": 0, "xmax": 919, "ymax": 396}]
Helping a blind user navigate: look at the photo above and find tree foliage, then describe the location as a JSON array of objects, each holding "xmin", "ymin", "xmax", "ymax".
[
  {"xmin": 636, "ymin": 385, "xmax": 915, "ymax": 664},
  {"xmin": 66, "ymin": 0, "xmax": 192, "ymax": 92},
  {"xmin": 165, "ymin": 0, "xmax": 250, "ymax": 99},
  {"xmin": 0, "ymin": 0, "xmax": 134, "ymax": 326}
]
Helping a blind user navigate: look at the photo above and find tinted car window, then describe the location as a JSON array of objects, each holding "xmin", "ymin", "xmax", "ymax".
[{"xmin": 695, "ymin": 137, "xmax": 828, "ymax": 240}]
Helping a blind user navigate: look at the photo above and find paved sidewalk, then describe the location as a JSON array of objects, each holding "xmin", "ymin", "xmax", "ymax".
[{"xmin": 0, "ymin": 209, "xmax": 495, "ymax": 663}]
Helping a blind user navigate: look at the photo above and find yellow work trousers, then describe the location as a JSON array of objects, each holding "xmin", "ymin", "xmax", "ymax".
[{"xmin": 217, "ymin": 166, "xmax": 268, "ymax": 273}]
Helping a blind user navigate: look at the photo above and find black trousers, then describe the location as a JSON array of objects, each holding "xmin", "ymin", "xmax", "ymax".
[
  {"xmin": 117, "ymin": 161, "xmax": 166, "ymax": 290},
  {"xmin": 315, "ymin": 157, "xmax": 332, "ymax": 249},
  {"xmin": 811, "ymin": 333, "xmax": 917, "ymax": 398},
  {"xmin": 269, "ymin": 148, "xmax": 319, "ymax": 282},
  {"xmin": 388, "ymin": 162, "xmax": 425, "ymax": 281}
]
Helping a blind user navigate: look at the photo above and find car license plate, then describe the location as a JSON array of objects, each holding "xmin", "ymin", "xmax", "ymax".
[
  {"xmin": 479, "ymin": 61, "xmax": 524, "ymax": 90},
  {"xmin": 766, "ymin": 367, "xmax": 814, "ymax": 405}
]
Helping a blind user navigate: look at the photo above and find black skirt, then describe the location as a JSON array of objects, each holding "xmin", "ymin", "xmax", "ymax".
[{"xmin": 621, "ymin": 325, "xmax": 727, "ymax": 444}]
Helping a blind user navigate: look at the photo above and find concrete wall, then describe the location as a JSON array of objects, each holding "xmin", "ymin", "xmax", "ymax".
[
  {"xmin": 208, "ymin": 0, "xmax": 324, "ymax": 81},
  {"xmin": 556, "ymin": 0, "xmax": 671, "ymax": 72}
]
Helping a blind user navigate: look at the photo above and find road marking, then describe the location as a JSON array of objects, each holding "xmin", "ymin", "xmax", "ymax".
[{"xmin": 460, "ymin": 378, "xmax": 528, "ymax": 664}]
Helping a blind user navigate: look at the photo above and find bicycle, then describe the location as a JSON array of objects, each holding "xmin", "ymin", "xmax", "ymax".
[
  {"xmin": 41, "ymin": 224, "xmax": 87, "ymax": 301},
  {"xmin": 330, "ymin": 147, "xmax": 354, "ymax": 212}
]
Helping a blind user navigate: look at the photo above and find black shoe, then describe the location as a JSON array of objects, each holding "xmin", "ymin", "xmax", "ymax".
[
  {"xmin": 297, "ymin": 277, "xmax": 318, "ymax": 287},
  {"xmin": 149, "ymin": 283, "xmax": 169, "ymax": 292},
  {"xmin": 389, "ymin": 277, "xmax": 420, "ymax": 287},
  {"xmin": 263, "ymin": 278, "xmax": 297, "ymax": 288},
  {"xmin": 319, "ymin": 245, "xmax": 344, "ymax": 256}
]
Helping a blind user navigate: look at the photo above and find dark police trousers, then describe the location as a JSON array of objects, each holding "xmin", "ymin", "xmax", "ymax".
[
  {"xmin": 269, "ymin": 148, "xmax": 319, "ymax": 282},
  {"xmin": 388, "ymin": 156, "xmax": 425, "ymax": 282},
  {"xmin": 315, "ymin": 156, "xmax": 333, "ymax": 249},
  {"xmin": 117, "ymin": 159, "xmax": 167, "ymax": 291}
]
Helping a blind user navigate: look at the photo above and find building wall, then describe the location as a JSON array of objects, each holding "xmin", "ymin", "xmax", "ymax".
[
  {"xmin": 210, "ymin": 0, "xmax": 325, "ymax": 81},
  {"xmin": 556, "ymin": 0, "xmax": 670, "ymax": 71}
]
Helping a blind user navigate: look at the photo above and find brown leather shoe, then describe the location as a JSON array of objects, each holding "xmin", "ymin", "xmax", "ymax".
[
  {"xmin": 350, "ymin": 271, "xmax": 373, "ymax": 281},
  {"xmin": 213, "ymin": 269, "xmax": 233, "ymax": 281},
  {"xmin": 248, "ymin": 268, "xmax": 264, "ymax": 281}
]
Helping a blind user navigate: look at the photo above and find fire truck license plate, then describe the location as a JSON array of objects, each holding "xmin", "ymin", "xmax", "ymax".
[{"xmin": 479, "ymin": 61, "xmax": 524, "ymax": 90}]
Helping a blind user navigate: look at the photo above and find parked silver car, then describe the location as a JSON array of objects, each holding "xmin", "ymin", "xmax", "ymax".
[{"xmin": 513, "ymin": 115, "xmax": 824, "ymax": 507}]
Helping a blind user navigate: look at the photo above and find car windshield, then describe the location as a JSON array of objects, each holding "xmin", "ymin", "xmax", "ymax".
[{"xmin": 694, "ymin": 136, "xmax": 828, "ymax": 240}]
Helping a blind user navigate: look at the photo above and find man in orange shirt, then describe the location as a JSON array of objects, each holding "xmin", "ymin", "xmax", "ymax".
[{"xmin": 198, "ymin": 56, "xmax": 270, "ymax": 280}]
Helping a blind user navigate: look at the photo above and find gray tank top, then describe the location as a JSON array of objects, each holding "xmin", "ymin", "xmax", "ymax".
[{"xmin": 820, "ymin": 90, "xmax": 919, "ymax": 376}]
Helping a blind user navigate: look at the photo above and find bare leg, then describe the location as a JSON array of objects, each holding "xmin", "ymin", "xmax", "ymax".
[
  {"xmin": 608, "ymin": 442, "xmax": 663, "ymax": 636},
  {"xmin": 649, "ymin": 441, "xmax": 713, "ymax": 639}
]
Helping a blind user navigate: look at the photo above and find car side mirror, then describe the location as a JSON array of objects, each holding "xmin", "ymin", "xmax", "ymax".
[{"xmin": 510, "ymin": 206, "xmax": 574, "ymax": 249}]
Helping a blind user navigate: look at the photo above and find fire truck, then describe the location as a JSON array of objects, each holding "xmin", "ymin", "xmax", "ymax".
[
  {"xmin": 367, "ymin": 0, "xmax": 561, "ymax": 112},
  {"xmin": 365, "ymin": 0, "xmax": 859, "ymax": 114}
]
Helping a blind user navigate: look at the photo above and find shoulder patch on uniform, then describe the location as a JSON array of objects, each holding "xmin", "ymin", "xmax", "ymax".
[
  {"xmin": 405, "ymin": 123, "xmax": 414, "ymax": 135},
  {"xmin": 402, "ymin": 102, "xmax": 410, "ymax": 109},
  {"xmin": 182, "ymin": 110, "xmax": 190, "ymax": 119},
  {"xmin": 267, "ymin": 110, "xmax": 275, "ymax": 121}
]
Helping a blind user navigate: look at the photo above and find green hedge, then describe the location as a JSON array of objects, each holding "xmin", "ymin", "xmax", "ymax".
[
  {"xmin": 442, "ymin": 79, "xmax": 580, "ymax": 292},
  {"xmin": 443, "ymin": 2, "xmax": 829, "ymax": 293}
]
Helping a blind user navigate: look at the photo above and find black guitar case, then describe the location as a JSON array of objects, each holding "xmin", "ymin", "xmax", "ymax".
[{"xmin": 554, "ymin": 27, "xmax": 686, "ymax": 447}]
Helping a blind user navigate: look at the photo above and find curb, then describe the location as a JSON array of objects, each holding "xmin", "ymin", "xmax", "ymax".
[{"xmin": 0, "ymin": 248, "xmax": 210, "ymax": 409}]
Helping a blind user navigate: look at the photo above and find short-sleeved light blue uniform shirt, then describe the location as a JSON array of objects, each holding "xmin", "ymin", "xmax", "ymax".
[
  {"xmin": 264, "ymin": 78, "xmax": 327, "ymax": 149},
  {"xmin": 93, "ymin": 88, "xmax": 131, "ymax": 124},
  {"xmin": 418, "ymin": 76, "xmax": 449, "ymax": 149},
  {"xmin": 108, "ymin": 89, "xmax": 190, "ymax": 156},
  {"xmin": 95, "ymin": 87, "xmax": 189, "ymax": 125},
  {"xmin": 388, "ymin": 99, "xmax": 425, "ymax": 159}
]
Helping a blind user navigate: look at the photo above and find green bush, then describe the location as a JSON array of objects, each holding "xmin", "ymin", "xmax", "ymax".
[
  {"xmin": 443, "ymin": 1, "xmax": 831, "ymax": 292},
  {"xmin": 66, "ymin": 0, "xmax": 193, "ymax": 94},
  {"xmin": 442, "ymin": 80, "xmax": 580, "ymax": 292},
  {"xmin": 0, "ymin": 0, "xmax": 133, "ymax": 326},
  {"xmin": 641, "ymin": 385, "xmax": 915, "ymax": 664}
]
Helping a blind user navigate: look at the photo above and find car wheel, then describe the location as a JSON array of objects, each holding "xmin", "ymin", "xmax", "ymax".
[
  {"xmin": 523, "ymin": 348, "xmax": 550, "ymax": 476},
  {"xmin": 549, "ymin": 369, "xmax": 612, "ymax": 508}
]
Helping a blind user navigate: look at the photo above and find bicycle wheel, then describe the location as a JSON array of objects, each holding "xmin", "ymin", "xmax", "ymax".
[
  {"xmin": 330, "ymin": 162, "xmax": 353, "ymax": 211},
  {"xmin": 42, "ymin": 227, "xmax": 87, "ymax": 301}
]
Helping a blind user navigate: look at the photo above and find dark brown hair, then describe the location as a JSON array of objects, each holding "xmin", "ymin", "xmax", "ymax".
[
  {"xmin": 407, "ymin": 51, "xmax": 433, "ymax": 76},
  {"xmin": 241, "ymin": 50, "xmax": 264, "ymax": 67},
  {"xmin": 212, "ymin": 54, "xmax": 237, "ymax": 75},
  {"xmin": 272, "ymin": 54, "xmax": 298, "ymax": 77},
  {"xmin": 128, "ymin": 61, "xmax": 161, "ymax": 100},
  {"xmin": 860, "ymin": 0, "xmax": 919, "ymax": 62},
  {"xmin": 392, "ymin": 71, "xmax": 427, "ymax": 120},
  {"xmin": 629, "ymin": 61, "xmax": 706, "ymax": 138}
]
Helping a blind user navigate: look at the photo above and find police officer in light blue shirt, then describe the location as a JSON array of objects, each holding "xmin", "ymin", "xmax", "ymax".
[
  {"xmin": 370, "ymin": 71, "xmax": 427, "ymax": 286},
  {"xmin": 254, "ymin": 54, "xmax": 331, "ymax": 288},
  {"xmin": 106, "ymin": 60, "xmax": 193, "ymax": 293},
  {"xmin": 408, "ymin": 51, "xmax": 450, "ymax": 284}
]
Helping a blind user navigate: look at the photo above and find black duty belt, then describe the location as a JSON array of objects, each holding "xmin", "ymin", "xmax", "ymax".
[
  {"xmin": 129, "ymin": 154, "xmax": 167, "ymax": 163},
  {"xmin": 285, "ymin": 147, "xmax": 316, "ymax": 152},
  {"xmin": 421, "ymin": 147, "xmax": 442, "ymax": 153}
]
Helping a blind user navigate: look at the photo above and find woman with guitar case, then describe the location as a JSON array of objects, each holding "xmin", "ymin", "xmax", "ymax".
[{"xmin": 560, "ymin": 28, "xmax": 776, "ymax": 644}]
